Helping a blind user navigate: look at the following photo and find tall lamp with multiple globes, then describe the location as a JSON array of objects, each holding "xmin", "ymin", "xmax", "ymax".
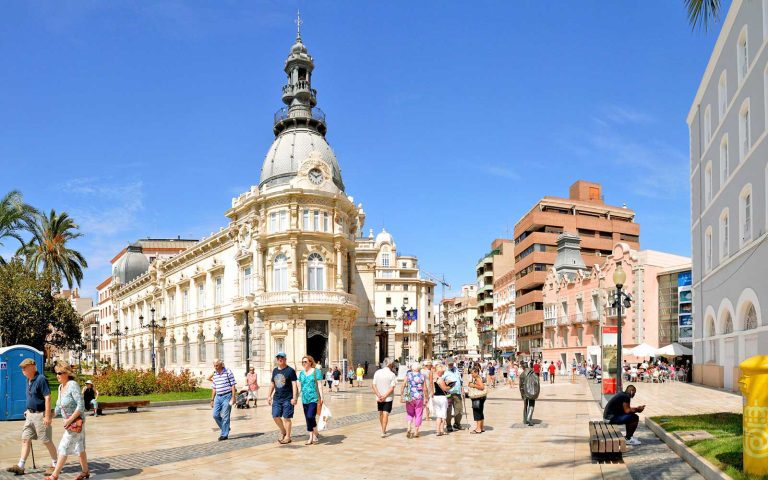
[
  {"xmin": 609, "ymin": 262, "xmax": 633, "ymax": 393},
  {"xmin": 110, "ymin": 319, "xmax": 128, "ymax": 370},
  {"xmin": 139, "ymin": 307, "xmax": 165, "ymax": 374}
]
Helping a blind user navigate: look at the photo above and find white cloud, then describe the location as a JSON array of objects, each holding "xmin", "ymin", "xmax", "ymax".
[
  {"xmin": 599, "ymin": 105, "xmax": 655, "ymax": 125},
  {"xmin": 479, "ymin": 164, "xmax": 520, "ymax": 180}
]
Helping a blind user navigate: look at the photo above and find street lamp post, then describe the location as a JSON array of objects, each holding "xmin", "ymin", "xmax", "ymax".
[
  {"xmin": 611, "ymin": 262, "xmax": 632, "ymax": 393},
  {"xmin": 110, "ymin": 319, "xmax": 127, "ymax": 370},
  {"xmin": 90, "ymin": 327, "xmax": 100, "ymax": 375},
  {"xmin": 243, "ymin": 294, "xmax": 254, "ymax": 377},
  {"xmin": 140, "ymin": 307, "xmax": 165, "ymax": 374}
]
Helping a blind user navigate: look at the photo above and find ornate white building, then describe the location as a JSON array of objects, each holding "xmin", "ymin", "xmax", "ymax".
[{"xmin": 108, "ymin": 28, "xmax": 431, "ymax": 381}]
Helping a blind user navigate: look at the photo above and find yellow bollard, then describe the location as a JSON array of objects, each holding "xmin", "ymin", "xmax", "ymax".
[{"xmin": 738, "ymin": 355, "xmax": 768, "ymax": 476}]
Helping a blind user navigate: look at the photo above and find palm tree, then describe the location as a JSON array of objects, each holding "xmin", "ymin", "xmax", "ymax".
[
  {"xmin": 19, "ymin": 209, "xmax": 88, "ymax": 289},
  {"xmin": 684, "ymin": 0, "xmax": 722, "ymax": 31},
  {"xmin": 0, "ymin": 190, "xmax": 38, "ymax": 264}
]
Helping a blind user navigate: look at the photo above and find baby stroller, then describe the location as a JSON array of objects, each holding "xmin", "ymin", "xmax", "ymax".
[{"xmin": 235, "ymin": 389, "xmax": 249, "ymax": 409}]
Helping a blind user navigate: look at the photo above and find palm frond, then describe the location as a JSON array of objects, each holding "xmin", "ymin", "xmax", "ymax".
[{"xmin": 685, "ymin": 0, "xmax": 722, "ymax": 32}]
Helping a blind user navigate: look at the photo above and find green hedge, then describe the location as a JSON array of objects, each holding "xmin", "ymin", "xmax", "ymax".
[{"xmin": 93, "ymin": 368, "xmax": 198, "ymax": 396}]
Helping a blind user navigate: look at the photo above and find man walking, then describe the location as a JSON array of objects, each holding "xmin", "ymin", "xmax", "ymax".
[
  {"xmin": 548, "ymin": 361, "xmax": 556, "ymax": 384},
  {"xmin": 210, "ymin": 359, "xmax": 236, "ymax": 441},
  {"xmin": 441, "ymin": 358, "xmax": 464, "ymax": 432},
  {"xmin": 371, "ymin": 358, "xmax": 397, "ymax": 437},
  {"xmin": 603, "ymin": 385, "xmax": 644, "ymax": 446},
  {"xmin": 355, "ymin": 363, "xmax": 365, "ymax": 387},
  {"xmin": 6, "ymin": 358, "xmax": 58, "ymax": 476},
  {"xmin": 267, "ymin": 352, "xmax": 298, "ymax": 445},
  {"xmin": 542, "ymin": 361, "xmax": 549, "ymax": 382}
]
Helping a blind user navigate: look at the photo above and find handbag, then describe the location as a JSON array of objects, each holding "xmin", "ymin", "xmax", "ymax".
[
  {"xmin": 468, "ymin": 383, "xmax": 487, "ymax": 400},
  {"xmin": 66, "ymin": 417, "xmax": 83, "ymax": 433}
]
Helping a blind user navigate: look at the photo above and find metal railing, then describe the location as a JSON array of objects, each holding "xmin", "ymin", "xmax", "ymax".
[{"xmin": 273, "ymin": 106, "xmax": 326, "ymax": 125}]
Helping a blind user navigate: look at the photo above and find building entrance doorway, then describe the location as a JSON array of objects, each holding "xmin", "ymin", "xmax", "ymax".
[
  {"xmin": 377, "ymin": 333, "xmax": 388, "ymax": 365},
  {"xmin": 306, "ymin": 320, "xmax": 328, "ymax": 368}
]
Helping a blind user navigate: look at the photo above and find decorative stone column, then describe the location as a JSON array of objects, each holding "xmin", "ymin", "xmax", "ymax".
[{"xmin": 335, "ymin": 242, "xmax": 343, "ymax": 291}]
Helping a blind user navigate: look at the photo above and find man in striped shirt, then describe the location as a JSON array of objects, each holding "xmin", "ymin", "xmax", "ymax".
[{"xmin": 210, "ymin": 359, "xmax": 237, "ymax": 441}]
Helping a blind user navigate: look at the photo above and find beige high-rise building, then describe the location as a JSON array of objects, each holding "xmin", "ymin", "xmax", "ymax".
[{"xmin": 441, "ymin": 285, "xmax": 480, "ymax": 357}]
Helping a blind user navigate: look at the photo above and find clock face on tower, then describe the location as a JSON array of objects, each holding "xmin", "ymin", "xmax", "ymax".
[{"xmin": 308, "ymin": 168, "xmax": 323, "ymax": 185}]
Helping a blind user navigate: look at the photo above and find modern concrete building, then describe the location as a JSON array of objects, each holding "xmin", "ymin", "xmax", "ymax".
[
  {"xmin": 688, "ymin": 0, "xmax": 768, "ymax": 392},
  {"xmin": 542, "ymin": 241, "xmax": 689, "ymax": 367},
  {"xmin": 513, "ymin": 180, "xmax": 640, "ymax": 358},
  {"xmin": 475, "ymin": 239, "xmax": 514, "ymax": 359}
]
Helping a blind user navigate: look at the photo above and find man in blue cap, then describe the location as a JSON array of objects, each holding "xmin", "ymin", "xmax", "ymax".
[{"xmin": 267, "ymin": 352, "xmax": 298, "ymax": 444}]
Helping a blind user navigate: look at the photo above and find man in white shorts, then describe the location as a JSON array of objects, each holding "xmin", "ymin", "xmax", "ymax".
[{"xmin": 6, "ymin": 358, "xmax": 58, "ymax": 476}]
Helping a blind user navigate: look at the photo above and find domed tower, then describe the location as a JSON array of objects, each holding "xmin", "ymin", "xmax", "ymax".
[
  {"xmin": 112, "ymin": 242, "xmax": 150, "ymax": 285},
  {"xmin": 259, "ymin": 12, "xmax": 344, "ymax": 192}
]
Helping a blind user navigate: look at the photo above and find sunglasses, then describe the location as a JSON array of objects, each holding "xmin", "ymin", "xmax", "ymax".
[
  {"xmin": 302, "ymin": 360, "xmax": 309, "ymax": 364},
  {"xmin": 55, "ymin": 371, "xmax": 66, "ymax": 375}
]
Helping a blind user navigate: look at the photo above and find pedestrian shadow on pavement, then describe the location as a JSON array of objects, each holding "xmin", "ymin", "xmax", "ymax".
[
  {"xmin": 74, "ymin": 461, "xmax": 144, "ymax": 478},
  {"xmin": 319, "ymin": 434, "xmax": 346, "ymax": 445}
]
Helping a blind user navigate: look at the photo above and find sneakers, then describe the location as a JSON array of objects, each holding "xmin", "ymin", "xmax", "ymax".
[
  {"xmin": 6, "ymin": 466, "xmax": 24, "ymax": 475},
  {"xmin": 626, "ymin": 437, "xmax": 642, "ymax": 446}
]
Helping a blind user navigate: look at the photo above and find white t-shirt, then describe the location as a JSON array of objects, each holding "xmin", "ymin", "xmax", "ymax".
[{"xmin": 373, "ymin": 367, "xmax": 397, "ymax": 402}]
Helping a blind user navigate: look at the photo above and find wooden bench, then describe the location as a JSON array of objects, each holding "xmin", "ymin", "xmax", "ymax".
[
  {"xmin": 589, "ymin": 421, "xmax": 627, "ymax": 458},
  {"xmin": 96, "ymin": 400, "xmax": 150, "ymax": 414}
]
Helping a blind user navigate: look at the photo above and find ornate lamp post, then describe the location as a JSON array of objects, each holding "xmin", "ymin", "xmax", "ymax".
[
  {"xmin": 243, "ymin": 293, "xmax": 255, "ymax": 376},
  {"xmin": 109, "ymin": 319, "xmax": 128, "ymax": 370},
  {"xmin": 139, "ymin": 307, "xmax": 165, "ymax": 374},
  {"xmin": 610, "ymin": 262, "xmax": 633, "ymax": 393},
  {"xmin": 90, "ymin": 326, "xmax": 100, "ymax": 375}
]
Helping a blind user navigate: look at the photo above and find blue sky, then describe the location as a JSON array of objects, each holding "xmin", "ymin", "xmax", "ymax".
[{"xmin": 0, "ymin": 1, "xmax": 726, "ymax": 299}]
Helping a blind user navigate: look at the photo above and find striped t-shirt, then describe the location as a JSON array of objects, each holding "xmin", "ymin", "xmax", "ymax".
[{"xmin": 212, "ymin": 368, "xmax": 236, "ymax": 395}]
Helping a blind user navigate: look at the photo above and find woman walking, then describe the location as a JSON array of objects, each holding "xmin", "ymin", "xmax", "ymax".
[
  {"xmin": 44, "ymin": 362, "xmax": 89, "ymax": 480},
  {"xmin": 400, "ymin": 362, "xmax": 425, "ymax": 438},
  {"xmin": 297, "ymin": 355, "xmax": 324, "ymax": 445},
  {"xmin": 468, "ymin": 367, "xmax": 487, "ymax": 434},
  {"xmin": 432, "ymin": 362, "xmax": 448, "ymax": 436}
]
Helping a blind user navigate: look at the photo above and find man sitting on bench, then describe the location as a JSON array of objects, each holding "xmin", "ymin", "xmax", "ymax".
[{"xmin": 603, "ymin": 385, "xmax": 644, "ymax": 446}]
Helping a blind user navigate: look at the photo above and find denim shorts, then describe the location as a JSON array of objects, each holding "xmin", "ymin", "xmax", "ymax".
[{"xmin": 272, "ymin": 398, "xmax": 294, "ymax": 418}]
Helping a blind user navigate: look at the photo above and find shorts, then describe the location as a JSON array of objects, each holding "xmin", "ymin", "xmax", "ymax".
[
  {"xmin": 503, "ymin": 373, "xmax": 508, "ymax": 378},
  {"xmin": 332, "ymin": 380, "xmax": 340, "ymax": 386},
  {"xmin": 356, "ymin": 376, "xmax": 363, "ymax": 382},
  {"xmin": 247, "ymin": 390, "xmax": 258, "ymax": 400},
  {"xmin": 377, "ymin": 401, "xmax": 393, "ymax": 413},
  {"xmin": 271, "ymin": 398, "xmax": 294, "ymax": 419},
  {"xmin": 21, "ymin": 411, "xmax": 52, "ymax": 443}
]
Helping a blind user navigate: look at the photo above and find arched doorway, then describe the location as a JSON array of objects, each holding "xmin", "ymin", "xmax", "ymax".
[{"xmin": 306, "ymin": 320, "xmax": 328, "ymax": 368}]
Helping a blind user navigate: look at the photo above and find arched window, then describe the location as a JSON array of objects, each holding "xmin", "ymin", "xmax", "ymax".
[
  {"xmin": 719, "ymin": 209, "xmax": 730, "ymax": 261},
  {"xmin": 718, "ymin": 70, "xmax": 728, "ymax": 118},
  {"xmin": 215, "ymin": 331, "xmax": 224, "ymax": 360},
  {"xmin": 705, "ymin": 162, "xmax": 713, "ymax": 205},
  {"xmin": 307, "ymin": 253, "xmax": 325, "ymax": 291},
  {"xmin": 704, "ymin": 105, "xmax": 712, "ymax": 145},
  {"xmin": 739, "ymin": 99, "xmax": 751, "ymax": 161},
  {"xmin": 745, "ymin": 304, "xmax": 758, "ymax": 330},
  {"xmin": 706, "ymin": 316, "xmax": 716, "ymax": 337},
  {"xmin": 723, "ymin": 312, "xmax": 734, "ymax": 334},
  {"xmin": 720, "ymin": 135, "xmax": 730, "ymax": 185},
  {"xmin": 740, "ymin": 184, "xmax": 753, "ymax": 246},
  {"xmin": 273, "ymin": 254, "xmax": 288, "ymax": 291},
  {"xmin": 704, "ymin": 226, "xmax": 713, "ymax": 272},
  {"xmin": 737, "ymin": 26, "xmax": 749, "ymax": 84},
  {"xmin": 183, "ymin": 336, "xmax": 190, "ymax": 363},
  {"xmin": 198, "ymin": 333, "xmax": 207, "ymax": 363},
  {"xmin": 171, "ymin": 337, "xmax": 178, "ymax": 364}
]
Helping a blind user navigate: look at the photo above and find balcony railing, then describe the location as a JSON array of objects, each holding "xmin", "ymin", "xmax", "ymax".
[
  {"xmin": 274, "ymin": 106, "xmax": 326, "ymax": 126},
  {"xmin": 557, "ymin": 315, "xmax": 569, "ymax": 326},
  {"xmin": 571, "ymin": 313, "xmax": 585, "ymax": 324},
  {"xmin": 586, "ymin": 310, "xmax": 600, "ymax": 322},
  {"xmin": 544, "ymin": 317, "xmax": 557, "ymax": 328},
  {"xmin": 256, "ymin": 290, "xmax": 355, "ymax": 306}
]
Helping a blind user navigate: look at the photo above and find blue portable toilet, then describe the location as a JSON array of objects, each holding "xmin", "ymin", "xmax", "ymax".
[{"xmin": 0, "ymin": 345, "xmax": 45, "ymax": 421}]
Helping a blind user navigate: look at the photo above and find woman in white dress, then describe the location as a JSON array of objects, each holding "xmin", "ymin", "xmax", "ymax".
[
  {"xmin": 44, "ymin": 362, "xmax": 89, "ymax": 480},
  {"xmin": 432, "ymin": 362, "xmax": 449, "ymax": 436}
]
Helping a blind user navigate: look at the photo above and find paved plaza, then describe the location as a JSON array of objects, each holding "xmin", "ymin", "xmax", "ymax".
[{"xmin": 0, "ymin": 378, "xmax": 743, "ymax": 479}]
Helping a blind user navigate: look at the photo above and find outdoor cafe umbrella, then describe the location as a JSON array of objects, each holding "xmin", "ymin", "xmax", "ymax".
[
  {"xmin": 657, "ymin": 342, "xmax": 693, "ymax": 357},
  {"xmin": 628, "ymin": 343, "xmax": 658, "ymax": 358}
]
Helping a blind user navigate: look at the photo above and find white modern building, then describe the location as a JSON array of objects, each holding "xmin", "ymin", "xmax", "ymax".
[
  {"xmin": 107, "ymin": 27, "xmax": 431, "ymax": 383},
  {"xmin": 688, "ymin": 0, "xmax": 768, "ymax": 391}
]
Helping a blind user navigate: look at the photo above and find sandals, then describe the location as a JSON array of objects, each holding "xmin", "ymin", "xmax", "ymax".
[
  {"xmin": 43, "ymin": 476, "xmax": 59, "ymax": 480},
  {"xmin": 278, "ymin": 437, "xmax": 292, "ymax": 445},
  {"xmin": 469, "ymin": 429, "xmax": 481, "ymax": 434},
  {"xmin": 75, "ymin": 473, "xmax": 91, "ymax": 480}
]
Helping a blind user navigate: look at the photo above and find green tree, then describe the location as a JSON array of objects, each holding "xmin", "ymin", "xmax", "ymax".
[
  {"xmin": 0, "ymin": 190, "xmax": 38, "ymax": 264},
  {"xmin": 684, "ymin": 0, "xmax": 722, "ymax": 31},
  {"xmin": 0, "ymin": 259, "xmax": 82, "ymax": 352},
  {"xmin": 18, "ymin": 209, "xmax": 88, "ymax": 290}
]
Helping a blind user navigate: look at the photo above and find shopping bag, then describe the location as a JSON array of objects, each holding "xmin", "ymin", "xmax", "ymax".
[{"xmin": 318, "ymin": 403, "xmax": 332, "ymax": 431}]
